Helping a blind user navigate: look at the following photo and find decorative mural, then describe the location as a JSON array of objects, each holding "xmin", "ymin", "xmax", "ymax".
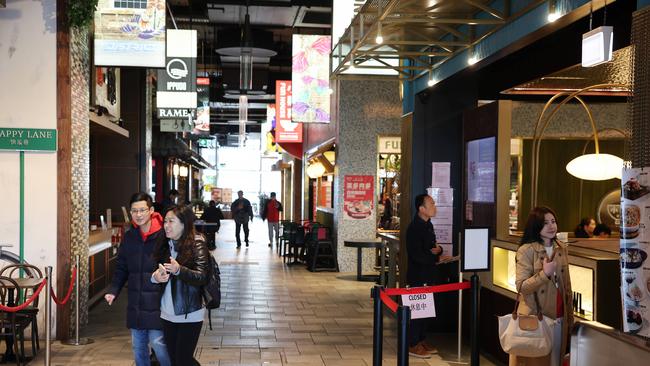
[{"xmin": 291, "ymin": 35, "xmax": 331, "ymax": 123}]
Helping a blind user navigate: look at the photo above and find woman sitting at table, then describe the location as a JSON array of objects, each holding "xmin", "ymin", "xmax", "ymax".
[
  {"xmin": 574, "ymin": 217, "xmax": 595, "ymax": 238},
  {"xmin": 152, "ymin": 205, "xmax": 209, "ymax": 366}
]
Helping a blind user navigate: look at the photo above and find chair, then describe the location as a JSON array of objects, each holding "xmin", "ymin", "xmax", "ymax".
[
  {"xmin": 278, "ymin": 220, "xmax": 291, "ymax": 256},
  {"xmin": 0, "ymin": 276, "xmax": 30, "ymax": 366},
  {"xmin": 305, "ymin": 225, "xmax": 338, "ymax": 272},
  {"xmin": 280, "ymin": 222, "xmax": 297, "ymax": 262},
  {"xmin": 287, "ymin": 225, "xmax": 306, "ymax": 265},
  {"xmin": 0, "ymin": 264, "xmax": 42, "ymax": 357}
]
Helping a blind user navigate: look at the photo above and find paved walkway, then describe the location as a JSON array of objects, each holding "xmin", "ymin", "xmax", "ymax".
[{"xmin": 31, "ymin": 219, "xmax": 493, "ymax": 365}]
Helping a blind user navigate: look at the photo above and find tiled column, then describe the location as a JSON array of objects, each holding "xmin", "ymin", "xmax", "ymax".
[
  {"xmin": 69, "ymin": 27, "xmax": 90, "ymax": 331},
  {"xmin": 334, "ymin": 79, "xmax": 401, "ymax": 273}
]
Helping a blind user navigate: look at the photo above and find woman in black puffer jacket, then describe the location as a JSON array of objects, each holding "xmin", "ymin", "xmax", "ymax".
[{"xmin": 152, "ymin": 205, "xmax": 209, "ymax": 366}]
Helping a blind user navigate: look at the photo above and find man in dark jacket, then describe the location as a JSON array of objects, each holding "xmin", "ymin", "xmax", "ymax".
[
  {"xmin": 200, "ymin": 200, "xmax": 223, "ymax": 248},
  {"xmin": 406, "ymin": 193, "xmax": 443, "ymax": 359},
  {"xmin": 105, "ymin": 192, "xmax": 171, "ymax": 366},
  {"xmin": 231, "ymin": 190, "xmax": 254, "ymax": 248}
]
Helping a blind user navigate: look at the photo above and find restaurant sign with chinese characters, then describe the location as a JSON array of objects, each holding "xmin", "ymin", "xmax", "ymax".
[{"xmin": 0, "ymin": 128, "xmax": 57, "ymax": 152}]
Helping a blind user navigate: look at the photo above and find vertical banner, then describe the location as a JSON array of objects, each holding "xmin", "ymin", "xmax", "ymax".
[
  {"xmin": 211, "ymin": 187, "xmax": 222, "ymax": 203},
  {"xmin": 343, "ymin": 175, "xmax": 374, "ymax": 220},
  {"xmin": 621, "ymin": 167, "xmax": 650, "ymax": 337},
  {"xmin": 157, "ymin": 29, "xmax": 198, "ymax": 117},
  {"xmin": 275, "ymin": 80, "xmax": 303, "ymax": 142},
  {"xmin": 292, "ymin": 35, "xmax": 331, "ymax": 123},
  {"xmin": 193, "ymin": 77, "xmax": 210, "ymax": 134},
  {"xmin": 222, "ymin": 188, "xmax": 233, "ymax": 204}
]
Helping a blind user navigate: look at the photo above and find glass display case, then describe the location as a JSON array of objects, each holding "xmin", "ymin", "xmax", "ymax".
[{"xmin": 488, "ymin": 239, "xmax": 620, "ymax": 328}]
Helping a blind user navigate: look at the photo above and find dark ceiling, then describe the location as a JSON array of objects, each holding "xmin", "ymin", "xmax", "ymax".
[{"xmin": 165, "ymin": 0, "xmax": 333, "ymax": 141}]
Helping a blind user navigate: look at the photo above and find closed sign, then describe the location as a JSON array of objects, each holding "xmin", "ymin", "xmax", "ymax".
[{"xmin": 401, "ymin": 292, "xmax": 436, "ymax": 319}]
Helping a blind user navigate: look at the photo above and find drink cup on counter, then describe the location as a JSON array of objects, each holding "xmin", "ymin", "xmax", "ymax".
[
  {"xmin": 90, "ymin": 224, "xmax": 98, "ymax": 231},
  {"xmin": 557, "ymin": 232, "xmax": 568, "ymax": 242}
]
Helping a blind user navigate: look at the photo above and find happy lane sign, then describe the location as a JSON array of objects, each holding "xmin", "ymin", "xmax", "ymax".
[{"xmin": 0, "ymin": 128, "xmax": 57, "ymax": 152}]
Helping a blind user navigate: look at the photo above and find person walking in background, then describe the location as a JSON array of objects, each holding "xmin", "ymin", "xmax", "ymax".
[
  {"xmin": 162, "ymin": 189, "xmax": 179, "ymax": 212},
  {"xmin": 574, "ymin": 217, "xmax": 595, "ymax": 238},
  {"xmin": 105, "ymin": 192, "xmax": 171, "ymax": 366},
  {"xmin": 405, "ymin": 193, "xmax": 442, "ymax": 359},
  {"xmin": 152, "ymin": 205, "xmax": 209, "ymax": 366},
  {"xmin": 511, "ymin": 206, "xmax": 572, "ymax": 366},
  {"xmin": 200, "ymin": 200, "xmax": 223, "ymax": 249},
  {"xmin": 231, "ymin": 190, "xmax": 253, "ymax": 248},
  {"xmin": 262, "ymin": 192, "xmax": 283, "ymax": 248}
]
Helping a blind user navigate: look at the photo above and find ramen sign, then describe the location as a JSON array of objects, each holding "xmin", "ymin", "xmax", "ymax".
[{"xmin": 343, "ymin": 175, "xmax": 374, "ymax": 220}]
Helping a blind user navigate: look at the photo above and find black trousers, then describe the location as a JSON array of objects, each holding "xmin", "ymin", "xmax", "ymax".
[
  {"xmin": 235, "ymin": 220, "xmax": 249, "ymax": 246},
  {"xmin": 409, "ymin": 317, "xmax": 430, "ymax": 347},
  {"xmin": 161, "ymin": 319, "xmax": 203, "ymax": 366}
]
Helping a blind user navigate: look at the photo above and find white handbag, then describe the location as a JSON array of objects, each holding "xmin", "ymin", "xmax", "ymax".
[{"xmin": 498, "ymin": 291, "xmax": 554, "ymax": 358}]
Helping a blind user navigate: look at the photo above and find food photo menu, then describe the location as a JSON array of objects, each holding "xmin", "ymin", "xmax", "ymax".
[{"xmin": 620, "ymin": 167, "xmax": 650, "ymax": 337}]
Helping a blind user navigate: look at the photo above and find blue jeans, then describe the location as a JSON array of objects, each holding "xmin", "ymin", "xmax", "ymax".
[{"xmin": 130, "ymin": 328, "xmax": 171, "ymax": 366}]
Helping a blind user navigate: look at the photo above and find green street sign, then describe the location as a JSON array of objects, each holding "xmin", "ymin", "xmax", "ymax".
[{"xmin": 0, "ymin": 128, "xmax": 57, "ymax": 152}]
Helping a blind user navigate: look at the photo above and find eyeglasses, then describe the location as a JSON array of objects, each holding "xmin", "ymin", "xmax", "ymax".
[{"xmin": 130, "ymin": 208, "xmax": 151, "ymax": 215}]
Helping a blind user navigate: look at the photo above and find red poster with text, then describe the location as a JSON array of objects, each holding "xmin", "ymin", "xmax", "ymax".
[
  {"xmin": 344, "ymin": 175, "xmax": 374, "ymax": 220},
  {"xmin": 275, "ymin": 80, "xmax": 303, "ymax": 142}
]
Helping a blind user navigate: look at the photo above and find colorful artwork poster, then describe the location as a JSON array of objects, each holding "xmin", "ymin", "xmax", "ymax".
[
  {"xmin": 275, "ymin": 80, "xmax": 303, "ymax": 142},
  {"xmin": 620, "ymin": 167, "xmax": 650, "ymax": 338},
  {"xmin": 292, "ymin": 35, "xmax": 331, "ymax": 123},
  {"xmin": 344, "ymin": 175, "xmax": 374, "ymax": 220},
  {"xmin": 211, "ymin": 188, "xmax": 222, "ymax": 203},
  {"xmin": 94, "ymin": 0, "xmax": 166, "ymax": 67},
  {"xmin": 222, "ymin": 188, "xmax": 232, "ymax": 204}
]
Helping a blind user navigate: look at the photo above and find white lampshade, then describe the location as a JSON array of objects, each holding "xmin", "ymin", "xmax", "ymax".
[
  {"xmin": 172, "ymin": 163, "xmax": 180, "ymax": 177},
  {"xmin": 179, "ymin": 166, "xmax": 189, "ymax": 177},
  {"xmin": 582, "ymin": 26, "xmax": 613, "ymax": 67},
  {"xmin": 306, "ymin": 162, "xmax": 326, "ymax": 179},
  {"xmin": 565, "ymin": 153, "xmax": 623, "ymax": 181}
]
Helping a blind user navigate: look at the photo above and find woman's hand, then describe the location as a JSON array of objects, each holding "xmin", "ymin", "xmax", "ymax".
[
  {"xmin": 164, "ymin": 257, "xmax": 181, "ymax": 275},
  {"xmin": 542, "ymin": 257, "xmax": 556, "ymax": 277},
  {"xmin": 153, "ymin": 268, "xmax": 170, "ymax": 283}
]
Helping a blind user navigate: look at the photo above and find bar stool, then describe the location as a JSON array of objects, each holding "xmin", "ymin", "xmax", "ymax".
[{"xmin": 306, "ymin": 225, "xmax": 338, "ymax": 272}]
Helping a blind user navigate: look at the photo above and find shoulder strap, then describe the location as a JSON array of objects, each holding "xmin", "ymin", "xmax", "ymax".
[{"xmin": 513, "ymin": 284, "xmax": 544, "ymax": 321}]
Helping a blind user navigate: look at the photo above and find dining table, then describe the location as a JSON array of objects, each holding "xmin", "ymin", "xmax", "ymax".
[{"xmin": 344, "ymin": 239, "xmax": 386, "ymax": 284}]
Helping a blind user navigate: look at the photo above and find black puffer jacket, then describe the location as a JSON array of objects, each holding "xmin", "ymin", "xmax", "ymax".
[
  {"xmin": 109, "ymin": 220, "xmax": 165, "ymax": 330},
  {"xmin": 155, "ymin": 239, "xmax": 209, "ymax": 316}
]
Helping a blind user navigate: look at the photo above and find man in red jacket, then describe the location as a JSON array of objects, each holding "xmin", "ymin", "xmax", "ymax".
[{"xmin": 263, "ymin": 192, "xmax": 283, "ymax": 248}]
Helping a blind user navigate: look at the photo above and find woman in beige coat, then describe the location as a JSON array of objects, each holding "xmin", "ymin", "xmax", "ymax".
[{"xmin": 510, "ymin": 206, "xmax": 573, "ymax": 366}]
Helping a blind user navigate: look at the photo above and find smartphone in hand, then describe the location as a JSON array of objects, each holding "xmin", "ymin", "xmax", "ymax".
[{"xmin": 158, "ymin": 263, "xmax": 167, "ymax": 274}]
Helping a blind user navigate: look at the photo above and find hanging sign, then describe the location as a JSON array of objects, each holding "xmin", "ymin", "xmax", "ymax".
[
  {"xmin": 275, "ymin": 80, "xmax": 303, "ymax": 143},
  {"xmin": 401, "ymin": 292, "xmax": 436, "ymax": 319},
  {"xmin": 620, "ymin": 167, "xmax": 650, "ymax": 338},
  {"xmin": 157, "ymin": 30, "xmax": 198, "ymax": 118},
  {"xmin": 343, "ymin": 175, "xmax": 374, "ymax": 220},
  {"xmin": 0, "ymin": 128, "xmax": 57, "ymax": 152},
  {"xmin": 160, "ymin": 120, "xmax": 192, "ymax": 133}
]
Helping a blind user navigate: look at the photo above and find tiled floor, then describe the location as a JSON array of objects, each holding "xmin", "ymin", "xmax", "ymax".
[{"xmin": 31, "ymin": 219, "xmax": 495, "ymax": 365}]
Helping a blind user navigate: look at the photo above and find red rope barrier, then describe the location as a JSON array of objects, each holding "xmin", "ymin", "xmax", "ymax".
[
  {"xmin": 378, "ymin": 282, "xmax": 472, "ymax": 313},
  {"xmin": 380, "ymin": 290, "xmax": 398, "ymax": 313},
  {"xmin": 383, "ymin": 281, "xmax": 471, "ymax": 296},
  {"xmin": 50, "ymin": 266, "xmax": 77, "ymax": 305},
  {"xmin": 0, "ymin": 279, "xmax": 47, "ymax": 312}
]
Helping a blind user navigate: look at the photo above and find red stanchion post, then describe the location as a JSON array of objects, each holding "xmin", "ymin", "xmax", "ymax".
[
  {"xmin": 45, "ymin": 266, "xmax": 52, "ymax": 366},
  {"xmin": 372, "ymin": 286, "xmax": 383, "ymax": 366},
  {"xmin": 62, "ymin": 255, "xmax": 93, "ymax": 346},
  {"xmin": 397, "ymin": 305, "xmax": 410, "ymax": 366}
]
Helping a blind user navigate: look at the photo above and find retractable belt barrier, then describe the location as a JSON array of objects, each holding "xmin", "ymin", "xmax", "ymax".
[{"xmin": 372, "ymin": 282, "xmax": 473, "ymax": 366}]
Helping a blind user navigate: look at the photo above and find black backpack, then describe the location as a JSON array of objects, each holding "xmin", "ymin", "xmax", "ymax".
[{"xmin": 202, "ymin": 253, "xmax": 221, "ymax": 330}]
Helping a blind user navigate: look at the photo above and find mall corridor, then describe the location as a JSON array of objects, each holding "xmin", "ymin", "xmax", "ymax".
[{"xmin": 32, "ymin": 219, "xmax": 469, "ymax": 366}]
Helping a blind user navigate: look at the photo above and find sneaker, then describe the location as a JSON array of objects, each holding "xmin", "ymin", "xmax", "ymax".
[
  {"xmin": 419, "ymin": 341, "xmax": 438, "ymax": 354},
  {"xmin": 408, "ymin": 344, "xmax": 431, "ymax": 359},
  {"xmin": 246, "ymin": 242, "xmax": 249, "ymax": 247},
  {"xmin": 236, "ymin": 245, "xmax": 241, "ymax": 249},
  {"xmin": 268, "ymin": 243, "xmax": 272, "ymax": 247}
]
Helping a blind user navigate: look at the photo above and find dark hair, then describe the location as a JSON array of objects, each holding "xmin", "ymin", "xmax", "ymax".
[
  {"xmin": 208, "ymin": 200, "xmax": 216, "ymax": 207},
  {"xmin": 270, "ymin": 192, "xmax": 276, "ymax": 197},
  {"xmin": 521, "ymin": 206, "xmax": 558, "ymax": 244},
  {"xmin": 155, "ymin": 205, "xmax": 198, "ymax": 265},
  {"xmin": 414, "ymin": 193, "xmax": 429, "ymax": 212},
  {"xmin": 574, "ymin": 217, "xmax": 595, "ymax": 238},
  {"xmin": 129, "ymin": 192, "xmax": 153, "ymax": 208},
  {"xmin": 593, "ymin": 223, "xmax": 612, "ymax": 236},
  {"xmin": 237, "ymin": 190, "xmax": 243, "ymax": 194},
  {"xmin": 168, "ymin": 189, "xmax": 179, "ymax": 197}
]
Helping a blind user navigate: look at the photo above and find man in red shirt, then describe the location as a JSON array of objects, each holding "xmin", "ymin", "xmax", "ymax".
[{"xmin": 263, "ymin": 192, "xmax": 283, "ymax": 248}]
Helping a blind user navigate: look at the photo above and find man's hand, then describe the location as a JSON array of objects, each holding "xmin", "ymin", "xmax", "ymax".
[
  {"xmin": 104, "ymin": 293, "xmax": 115, "ymax": 306},
  {"xmin": 431, "ymin": 246, "xmax": 443, "ymax": 255},
  {"xmin": 164, "ymin": 257, "xmax": 181, "ymax": 275},
  {"xmin": 153, "ymin": 268, "xmax": 170, "ymax": 283}
]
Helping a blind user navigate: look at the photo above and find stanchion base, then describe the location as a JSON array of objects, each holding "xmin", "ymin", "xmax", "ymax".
[{"xmin": 61, "ymin": 337, "xmax": 94, "ymax": 346}]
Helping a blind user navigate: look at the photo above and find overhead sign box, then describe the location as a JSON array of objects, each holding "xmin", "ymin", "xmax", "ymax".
[
  {"xmin": 160, "ymin": 120, "xmax": 192, "ymax": 133},
  {"xmin": 94, "ymin": 0, "xmax": 166, "ymax": 67},
  {"xmin": 157, "ymin": 29, "xmax": 198, "ymax": 118},
  {"xmin": 582, "ymin": 26, "xmax": 613, "ymax": 67}
]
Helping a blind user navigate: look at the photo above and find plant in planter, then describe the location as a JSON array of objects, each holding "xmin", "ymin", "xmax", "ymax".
[{"xmin": 68, "ymin": 0, "xmax": 98, "ymax": 29}]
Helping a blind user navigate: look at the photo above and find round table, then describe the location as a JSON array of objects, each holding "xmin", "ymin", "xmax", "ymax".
[{"xmin": 344, "ymin": 239, "xmax": 385, "ymax": 283}]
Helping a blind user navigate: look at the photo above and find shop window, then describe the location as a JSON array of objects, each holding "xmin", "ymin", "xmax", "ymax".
[{"xmin": 114, "ymin": 0, "xmax": 147, "ymax": 9}]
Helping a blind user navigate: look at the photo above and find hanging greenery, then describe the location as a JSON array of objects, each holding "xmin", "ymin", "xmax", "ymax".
[{"xmin": 68, "ymin": 0, "xmax": 98, "ymax": 29}]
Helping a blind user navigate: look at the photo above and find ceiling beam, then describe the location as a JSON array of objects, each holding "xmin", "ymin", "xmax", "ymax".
[{"xmin": 463, "ymin": 0, "xmax": 505, "ymax": 20}]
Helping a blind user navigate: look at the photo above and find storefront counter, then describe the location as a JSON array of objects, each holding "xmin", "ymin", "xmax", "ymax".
[
  {"xmin": 88, "ymin": 228, "xmax": 120, "ymax": 306},
  {"xmin": 377, "ymin": 231, "xmax": 400, "ymax": 288}
]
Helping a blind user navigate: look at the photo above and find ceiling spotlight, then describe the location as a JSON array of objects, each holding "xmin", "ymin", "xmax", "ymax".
[
  {"xmin": 467, "ymin": 56, "xmax": 478, "ymax": 65},
  {"xmin": 427, "ymin": 78, "xmax": 436, "ymax": 87},
  {"xmin": 548, "ymin": 0, "xmax": 560, "ymax": 22},
  {"xmin": 376, "ymin": 35, "xmax": 383, "ymax": 44}
]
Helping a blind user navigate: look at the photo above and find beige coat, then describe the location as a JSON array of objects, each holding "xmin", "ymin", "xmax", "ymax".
[{"xmin": 509, "ymin": 240, "xmax": 573, "ymax": 366}]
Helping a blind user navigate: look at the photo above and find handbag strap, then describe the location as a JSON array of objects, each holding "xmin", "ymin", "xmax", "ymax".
[{"xmin": 512, "ymin": 284, "xmax": 545, "ymax": 321}]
